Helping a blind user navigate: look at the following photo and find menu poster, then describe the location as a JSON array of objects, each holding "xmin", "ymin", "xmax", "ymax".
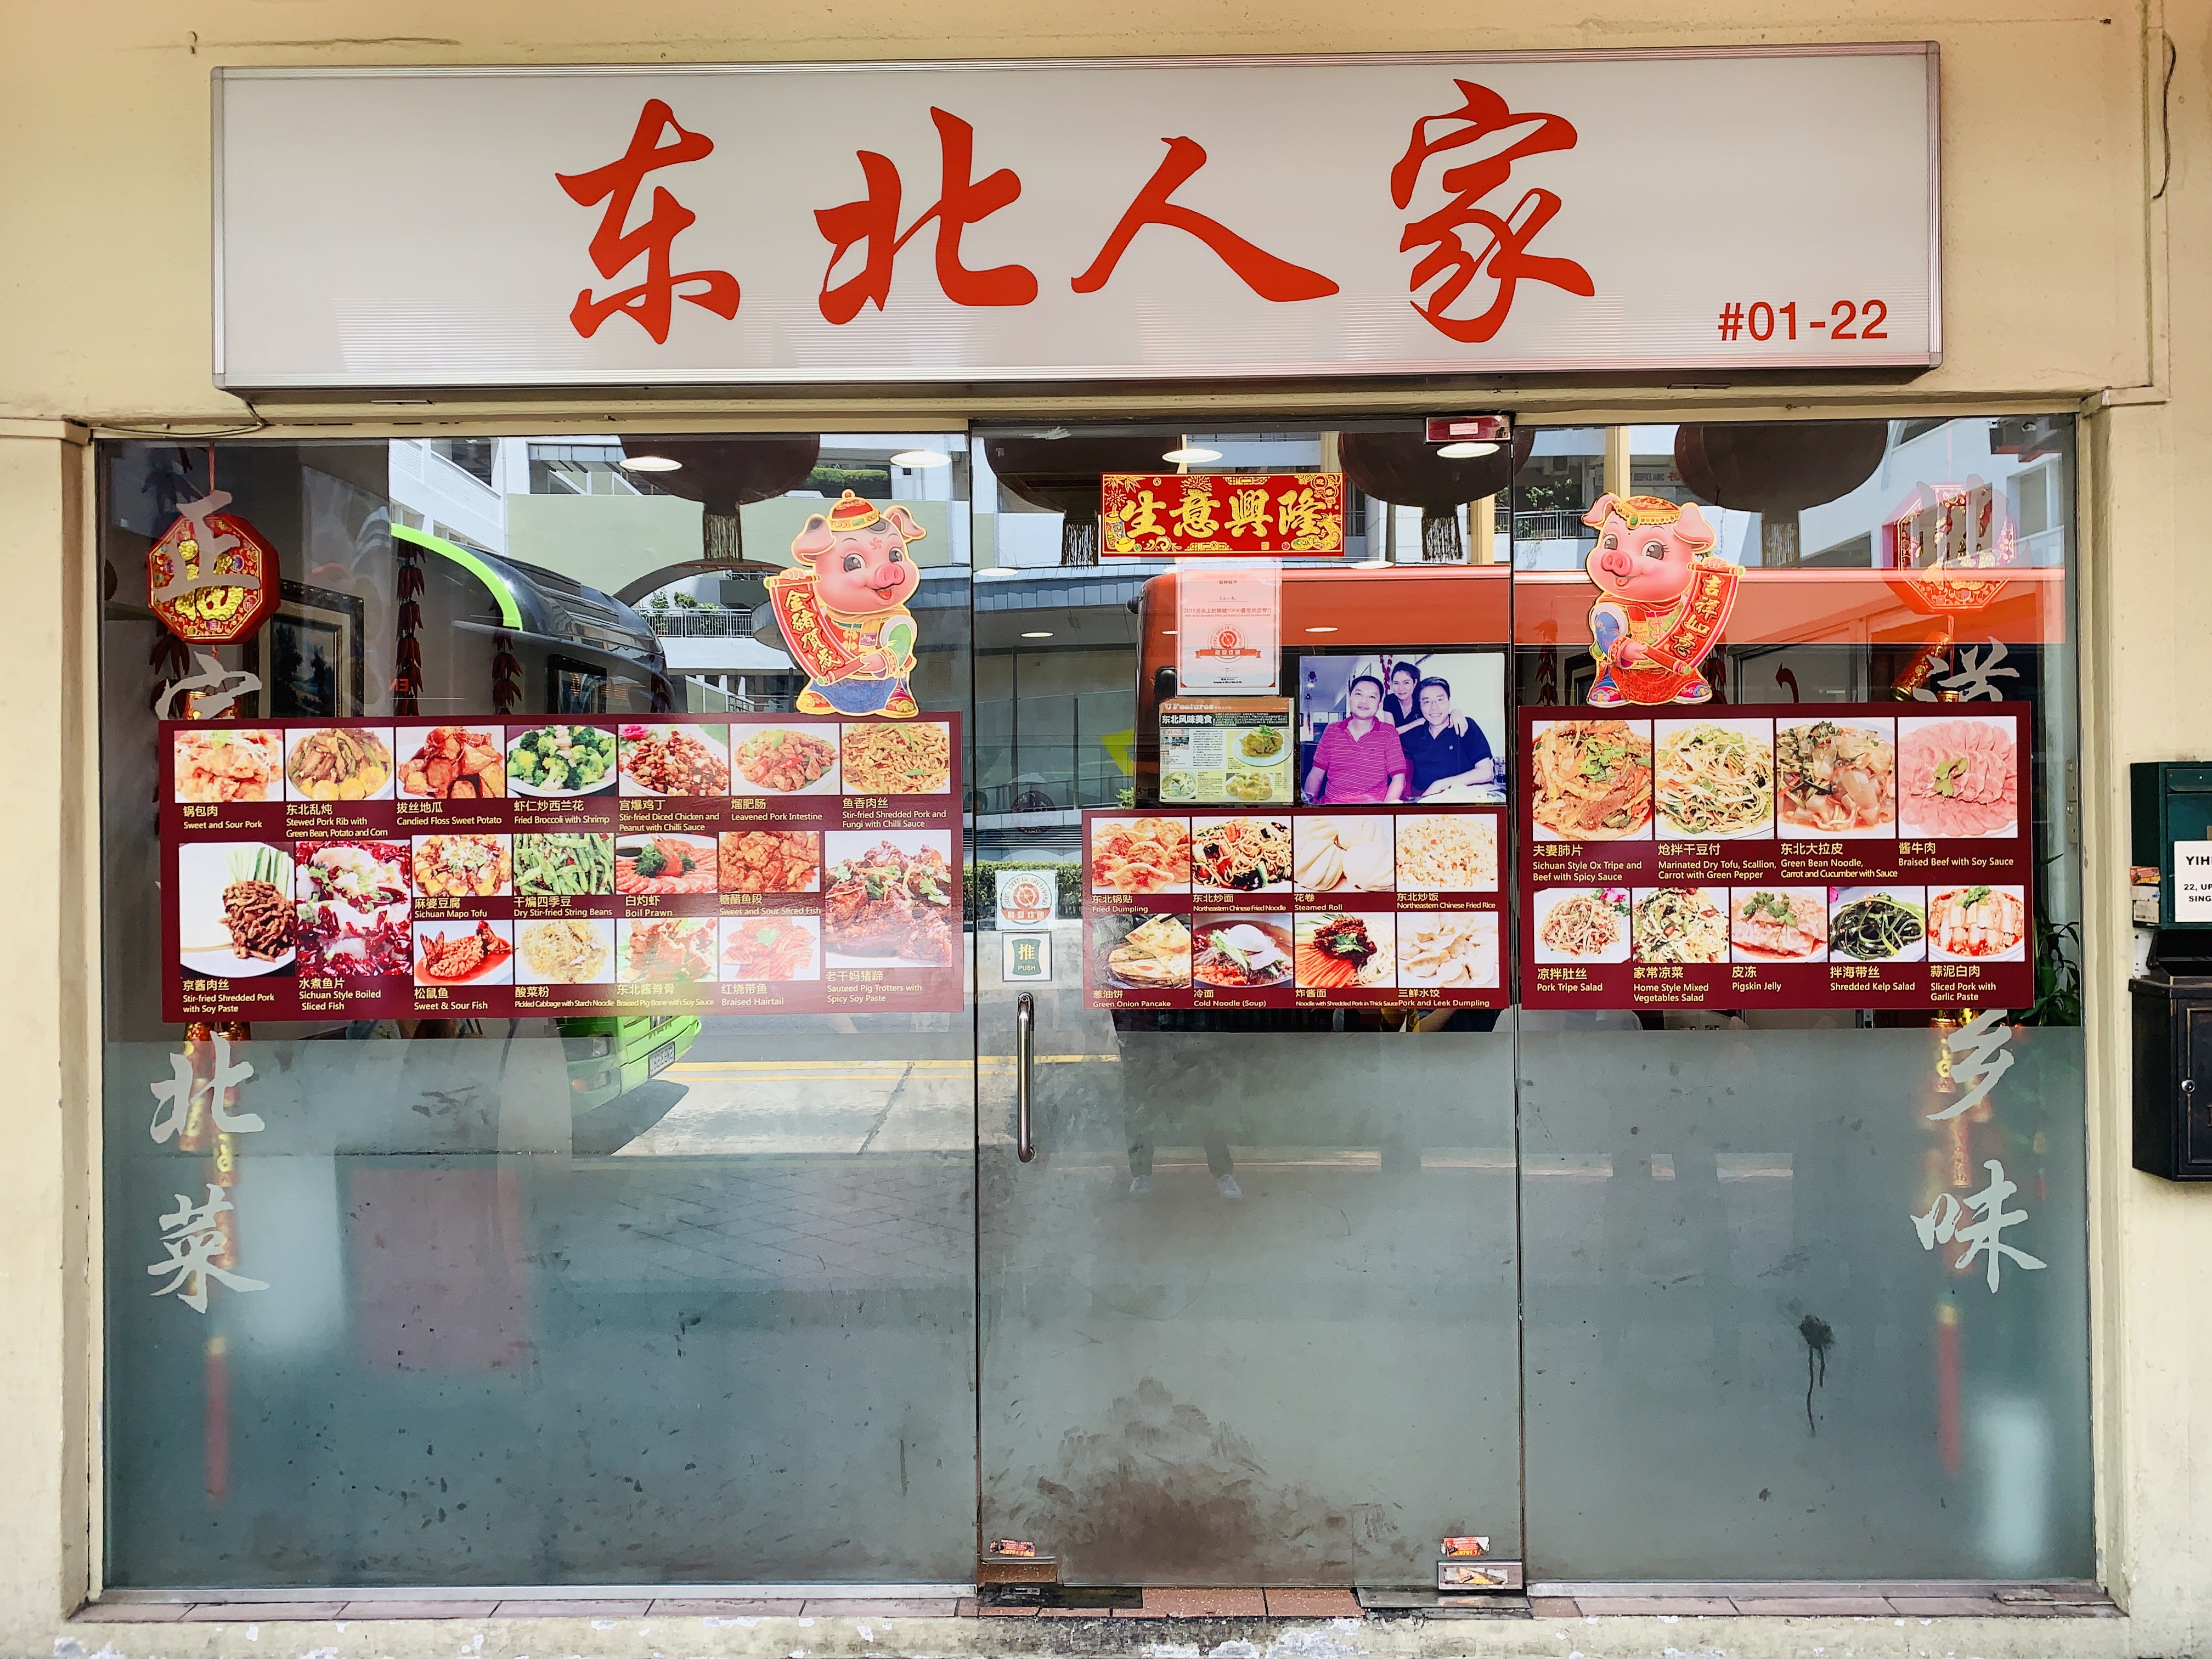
[
  {"xmin": 161, "ymin": 713, "xmax": 963, "ymax": 1023},
  {"xmin": 1159, "ymin": 697, "xmax": 1295, "ymax": 805},
  {"xmin": 1517, "ymin": 703, "xmax": 2034, "ymax": 1010},
  {"xmin": 1083, "ymin": 806, "xmax": 1505, "ymax": 1013}
]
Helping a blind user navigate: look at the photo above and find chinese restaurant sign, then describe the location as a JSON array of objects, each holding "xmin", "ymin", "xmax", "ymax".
[
  {"xmin": 1518, "ymin": 704, "xmax": 2033, "ymax": 1011},
  {"xmin": 1083, "ymin": 807, "xmax": 1506, "ymax": 1012},
  {"xmin": 161, "ymin": 714, "xmax": 962, "ymax": 1022},
  {"xmin": 1102, "ymin": 473, "xmax": 1345, "ymax": 556},
  {"xmin": 213, "ymin": 48, "xmax": 1938, "ymax": 387}
]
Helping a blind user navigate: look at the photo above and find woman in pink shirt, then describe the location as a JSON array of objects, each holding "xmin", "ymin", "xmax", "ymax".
[{"xmin": 1304, "ymin": 674, "xmax": 1409, "ymax": 804}]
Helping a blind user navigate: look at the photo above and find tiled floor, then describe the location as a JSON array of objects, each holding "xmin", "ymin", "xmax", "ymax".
[{"xmin": 76, "ymin": 1584, "xmax": 2116, "ymax": 1623}]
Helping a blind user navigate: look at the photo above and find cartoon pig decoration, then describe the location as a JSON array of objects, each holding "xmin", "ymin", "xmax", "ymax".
[
  {"xmin": 1578, "ymin": 493, "xmax": 1741, "ymax": 707},
  {"xmin": 765, "ymin": 489, "xmax": 926, "ymax": 718}
]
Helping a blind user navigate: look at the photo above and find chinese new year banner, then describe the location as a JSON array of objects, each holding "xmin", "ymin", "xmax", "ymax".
[
  {"xmin": 161, "ymin": 714, "xmax": 963, "ymax": 1022},
  {"xmin": 1516, "ymin": 703, "xmax": 2035, "ymax": 1011},
  {"xmin": 1102, "ymin": 473, "xmax": 1345, "ymax": 557}
]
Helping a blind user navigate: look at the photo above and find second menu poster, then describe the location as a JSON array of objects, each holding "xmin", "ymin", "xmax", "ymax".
[{"xmin": 162, "ymin": 713, "xmax": 963, "ymax": 1021}]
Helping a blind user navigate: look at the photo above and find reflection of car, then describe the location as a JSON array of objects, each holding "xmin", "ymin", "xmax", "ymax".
[{"xmin": 559, "ymin": 1013, "xmax": 698, "ymax": 1112}]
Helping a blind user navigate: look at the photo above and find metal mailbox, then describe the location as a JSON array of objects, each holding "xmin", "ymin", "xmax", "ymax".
[{"xmin": 2129, "ymin": 763, "xmax": 2212, "ymax": 1179}]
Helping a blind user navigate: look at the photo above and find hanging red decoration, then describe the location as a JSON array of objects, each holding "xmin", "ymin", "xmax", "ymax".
[
  {"xmin": 492, "ymin": 630, "xmax": 522, "ymax": 714},
  {"xmin": 392, "ymin": 536, "xmax": 425, "ymax": 716},
  {"xmin": 146, "ymin": 490, "xmax": 278, "ymax": 645}
]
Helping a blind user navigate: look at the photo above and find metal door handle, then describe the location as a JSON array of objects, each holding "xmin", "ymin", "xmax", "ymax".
[{"xmin": 1015, "ymin": 992, "xmax": 1036, "ymax": 1162}]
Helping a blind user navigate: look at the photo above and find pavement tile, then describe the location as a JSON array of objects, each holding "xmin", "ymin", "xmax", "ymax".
[
  {"xmin": 1112, "ymin": 1606, "xmax": 1170, "ymax": 1618},
  {"xmin": 74, "ymin": 1605, "xmax": 190, "ymax": 1623},
  {"xmin": 183, "ymin": 1603, "xmax": 349, "ymax": 1622},
  {"xmin": 1730, "ymin": 1597, "xmax": 1895, "ymax": 1616},
  {"xmin": 1888, "ymin": 1596, "xmax": 2010, "ymax": 1616},
  {"xmin": 1037, "ymin": 1606, "xmax": 1110, "ymax": 1617},
  {"xmin": 1264, "ymin": 1590, "xmax": 1363, "ymax": 1618},
  {"xmin": 336, "ymin": 1601, "xmax": 499, "ymax": 1620},
  {"xmin": 955, "ymin": 1599, "xmax": 979, "ymax": 1618},
  {"xmin": 649, "ymin": 1599, "xmax": 805, "ymax": 1617},
  {"xmin": 1143, "ymin": 1588, "xmax": 1267, "ymax": 1617},
  {"xmin": 1577, "ymin": 1598, "xmax": 1736, "ymax": 1616},
  {"xmin": 800, "ymin": 1599, "xmax": 960, "ymax": 1617},
  {"xmin": 492, "ymin": 1601, "xmax": 653, "ymax": 1618},
  {"xmin": 979, "ymin": 1604, "xmax": 1039, "ymax": 1617},
  {"xmin": 1525, "ymin": 1598, "xmax": 1581, "ymax": 1619}
]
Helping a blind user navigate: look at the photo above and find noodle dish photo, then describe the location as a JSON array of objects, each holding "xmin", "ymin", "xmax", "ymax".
[
  {"xmin": 1190, "ymin": 916, "xmax": 1294, "ymax": 988},
  {"xmin": 1531, "ymin": 719, "xmax": 1654, "ymax": 840},
  {"xmin": 1654, "ymin": 718, "xmax": 1774, "ymax": 839},
  {"xmin": 1191, "ymin": 817, "xmax": 1292, "ymax": 891},
  {"xmin": 1775, "ymin": 718, "xmax": 1897, "ymax": 838}
]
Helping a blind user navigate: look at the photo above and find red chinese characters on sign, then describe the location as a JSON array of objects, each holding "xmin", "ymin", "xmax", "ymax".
[
  {"xmin": 557, "ymin": 99, "xmax": 741, "ymax": 343},
  {"xmin": 147, "ymin": 490, "xmax": 276, "ymax": 645},
  {"xmin": 816, "ymin": 108, "xmax": 1039, "ymax": 324},
  {"xmin": 1392, "ymin": 80, "xmax": 1595, "ymax": 343},
  {"xmin": 1100, "ymin": 473, "xmax": 1346, "ymax": 557},
  {"xmin": 1073, "ymin": 137, "xmax": 1338, "ymax": 302}
]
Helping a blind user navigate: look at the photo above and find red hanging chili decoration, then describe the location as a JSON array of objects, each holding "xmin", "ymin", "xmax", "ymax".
[
  {"xmin": 492, "ymin": 630, "xmax": 522, "ymax": 714},
  {"xmin": 392, "ymin": 537, "xmax": 425, "ymax": 715}
]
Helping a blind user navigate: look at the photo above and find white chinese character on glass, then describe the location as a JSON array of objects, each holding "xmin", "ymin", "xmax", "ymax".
[
  {"xmin": 1910, "ymin": 637, "xmax": 2019, "ymax": 702},
  {"xmin": 146, "ymin": 1184, "xmax": 268, "ymax": 1313},
  {"xmin": 1912, "ymin": 1159, "xmax": 2047, "ymax": 1293},
  {"xmin": 148, "ymin": 1034, "xmax": 263, "ymax": 1143},
  {"xmin": 1927, "ymin": 1008, "xmax": 2016, "ymax": 1122}
]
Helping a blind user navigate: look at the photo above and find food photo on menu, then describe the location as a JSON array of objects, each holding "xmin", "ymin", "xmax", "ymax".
[
  {"xmin": 1829, "ymin": 885, "xmax": 1929, "ymax": 962},
  {"xmin": 174, "ymin": 727, "xmax": 283, "ymax": 803},
  {"xmin": 506, "ymin": 724, "xmax": 617, "ymax": 796},
  {"xmin": 1775, "ymin": 716, "xmax": 1896, "ymax": 837},
  {"xmin": 516, "ymin": 917, "xmax": 616, "ymax": 985},
  {"xmin": 398, "ymin": 725, "xmax": 505, "ymax": 799},
  {"xmin": 1654, "ymin": 718, "xmax": 1774, "ymax": 839},
  {"xmin": 821, "ymin": 830, "xmax": 956, "ymax": 966},
  {"xmin": 514, "ymin": 832, "xmax": 616, "ymax": 898},
  {"xmin": 720, "ymin": 914, "xmax": 823, "ymax": 982},
  {"xmin": 1098, "ymin": 912, "xmax": 1192, "ymax": 991},
  {"xmin": 1299, "ymin": 652, "xmax": 1505, "ymax": 804},
  {"xmin": 618, "ymin": 917, "xmax": 718, "ymax": 983},
  {"xmin": 1090, "ymin": 816, "xmax": 1192, "ymax": 895},
  {"xmin": 718, "ymin": 828, "xmax": 822, "ymax": 894},
  {"xmin": 619, "ymin": 724, "xmax": 731, "ymax": 797},
  {"xmin": 1533, "ymin": 887, "xmax": 1630, "ymax": 963},
  {"xmin": 1393, "ymin": 813, "xmax": 1498, "ymax": 891},
  {"xmin": 614, "ymin": 834, "xmax": 719, "ymax": 894},
  {"xmin": 1729, "ymin": 887, "xmax": 1830, "ymax": 963},
  {"xmin": 1926, "ymin": 882, "xmax": 2027, "ymax": 961},
  {"xmin": 1630, "ymin": 886, "xmax": 1730, "ymax": 964},
  {"xmin": 1191, "ymin": 817, "xmax": 1293, "ymax": 892},
  {"xmin": 1294, "ymin": 912, "xmax": 1394, "ymax": 989},
  {"xmin": 1397, "ymin": 911, "xmax": 1501, "ymax": 989},
  {"xmin": 841, "ymin": 720, "xmax": 953, "ymax": 794},
  {"xmin": 731, "ymin": 725, "xmax": 840, "ymax": 794},
  {"xmin": 1293, "ymin": 815, "xmax": 1394, "ymax": 893},
  {"xmin": 414, "ymin": 918, "xmax": 515, "ymax": 986},
  {"xmin": 1530, "ymin": 719, "xmax": 1654, "ymax": 840},
  {"xmin": 294, "ymin": 840, "xmax": 411, "ymax": 979},
  {"xmin": 177, "ymin": 840, "xmax": 296, "ymax": 980},
  {"xmin": 1898, "ymin": 714, "xmax": 2019, "ymax": 838},
  {"xmin": 285, "ymin": 725, "xmax": 394, "ymax": 802},
  {"xmin": 1190, "ymin": 915, "xmax": 1296, "ymax": 990},
  {"xmin": 411, "ymin": 833, "xmax": 511, "ymax": 899}
]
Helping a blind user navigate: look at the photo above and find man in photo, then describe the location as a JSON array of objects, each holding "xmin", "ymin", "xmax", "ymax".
[
  {"xmin": 1402, "ymin": 675, "xmax": 1498, "ymax": 799},
  {"xmin": 1304, "ymin": 674, "xmax": 1409, "ymax": 803}
]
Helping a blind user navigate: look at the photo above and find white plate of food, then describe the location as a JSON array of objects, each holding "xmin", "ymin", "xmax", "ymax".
[{"xmin": 177, "ymin": 840, "xmax": 296, "ymax": 978}]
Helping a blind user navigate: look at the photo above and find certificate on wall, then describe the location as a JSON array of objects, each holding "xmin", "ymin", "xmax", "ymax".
[{"xmin": 1176, "ymin": 566, "xmax": 1281, "ymax": 693}]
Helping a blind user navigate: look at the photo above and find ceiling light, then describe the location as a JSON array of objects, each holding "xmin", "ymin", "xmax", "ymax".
[
  {"xmin": 619, "ymin": 454, "xmax": 682, "ymax": 472},
  {"xmin": 1161, "ymin": 629, "xmax": 1177, "ymax": 635},
  {"xmin": 1435, "ymin": 441, "xmax": 1500, "ymax": 459},
  {"xmin": 890, "ymin": 449, "xmax": 951, "ymax": 469},
  {"xmin": 1305, "ymin": 625, "xmax": 1339, "ymax": 634},
  {"xmin": 1021, "ymin": 630, "xmax": 1054, "ymax": 639},
  {"xmin": 1163, "ymin": 446, "xmax": 1223, "ymax": 465}
]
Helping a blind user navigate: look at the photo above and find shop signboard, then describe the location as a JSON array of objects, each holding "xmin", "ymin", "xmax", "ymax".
[
  {"xmin": 212, "ymin": 48, "xmax": 1938, "ymax": 387},
  {"xmin": 1082, "ymin": 807, "xmax": 1507, "ymax": 1011},
  {"xmin": 1517, "ymin": 703, "xmax": 2035, "ymax": 1009},
  {"xmin": 161, "ymin": 713, "xmax": 963, "ymax": 1021}
]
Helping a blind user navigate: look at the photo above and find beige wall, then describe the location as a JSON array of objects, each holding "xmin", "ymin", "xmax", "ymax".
[{"xmin": 1, "ymin": 0, "xmax": 2205, "ymax": 1655}]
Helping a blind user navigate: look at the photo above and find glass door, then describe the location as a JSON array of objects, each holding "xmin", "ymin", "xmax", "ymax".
[{"xmin": 972, "ymin": 422, "xmax": 1523, "ymax": 1587}]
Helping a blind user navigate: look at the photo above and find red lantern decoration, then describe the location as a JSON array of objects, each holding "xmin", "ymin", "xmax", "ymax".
[{"xmin": 146, "ymin": 491, "xmax": 278, "ymax": 645}]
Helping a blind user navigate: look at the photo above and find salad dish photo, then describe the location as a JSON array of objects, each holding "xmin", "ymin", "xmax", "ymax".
[
  {"xmin": 1534, "ymin": 887, "xmax": 1629, "ymax": 962},
  {"xmin": 1828, "ymin": 887, "xmax": 1928, "ymax": 962},
  {"xmin": 285, "ymin": 726, "xmax": 393, "ymax": 803},
  {"xmin": 414, "ymin": 919, "xmax": 515, "ymax": 985},
  {"xmin": 1654, "ymin": 719, "xmax": 1774, "ymax": 839},
  {"xmin": 173, "ymin": 729, "xmax": 283, "ymax": 804},
  {"xmin": 176, "ymin": 841, "xmax": 297, "ymax": 979},
  {"xmin": 822, "ymin": 832, "xmax": 956, "ymax": 966},
  {"xmin": 294, "ymin": 840, "xmax": 411, "ymax": 979},
  {"xmin": 506, "ymin": 725, "xmax": 617, "ymax": 796},
  {"xmin": 620, "ymin": 724, "xmax": 731, "ymax": 797},
  {"xmin": 1531, "ymin": 720, "xmax": 1654, "ymax": 840},
  {"xmin": 1630, "ymin": 887, "xmax": 1730, "ymax": 963},
  {"xmin": 1190, "ymin": 916, "xmax": 1294, "ymax": 989},
  {"xmin": 1775, "ymin": 719, "xmax": 1896, "ymax": 836}
]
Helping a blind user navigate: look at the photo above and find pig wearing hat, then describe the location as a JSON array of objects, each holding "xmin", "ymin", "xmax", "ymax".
[
  {"xmin": 1579, "ymin": 492, "xmax": 1740, "ymax": 707},
  {"xmin": 766, "ymin": 489, "xmax": 926, "ymax": 717}
]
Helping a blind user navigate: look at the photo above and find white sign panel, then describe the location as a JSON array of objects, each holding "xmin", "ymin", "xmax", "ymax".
[
  {"xmin": 2174, "ymin": 841, "xmax": 2212, "ymax": 922},
  {"xmin": 213, "ymin": 48, "xmax": 1937, "ymax": 388},
  {"xmin": 996, "ymin": 868, "xmax": 1059, "ymax": 929},
  {"xmin": 1178, "ymin": 567, "xmax": 1283, "ymax": 693}
]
